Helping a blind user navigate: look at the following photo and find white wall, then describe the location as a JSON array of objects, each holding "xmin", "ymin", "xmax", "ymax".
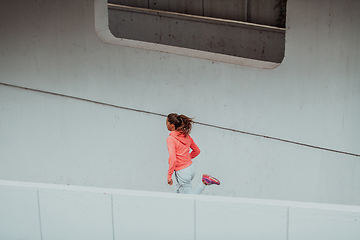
[
  {"xmin": 1, "ymin": 180, "xmax": 360, "ymax": 240},
  {"xmin": 0, "ymin": 0, "xmax": 359, "ymax": 205}
]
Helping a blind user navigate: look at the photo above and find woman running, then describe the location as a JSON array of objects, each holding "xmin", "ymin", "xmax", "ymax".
[{"xmin": 166, "ymin": 113, "xmax": 220, "ymax": 194}]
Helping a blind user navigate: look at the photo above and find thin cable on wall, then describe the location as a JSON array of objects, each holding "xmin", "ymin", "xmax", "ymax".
[{"xmin": 1, "ymin": 82, "xmax": 359, "ymax": 158}]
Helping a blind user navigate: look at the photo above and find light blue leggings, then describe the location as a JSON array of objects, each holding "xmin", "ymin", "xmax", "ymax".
[{"xmin": 174, "ymin": 163, "xmax": 206, "ymax": 194}]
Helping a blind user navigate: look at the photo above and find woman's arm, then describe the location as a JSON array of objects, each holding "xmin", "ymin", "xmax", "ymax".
[
  {"xmin": 189, "ymin": 136, "xmax": 200, "ymax": 159},
  {"xmin": 167, "ymin": 137, "xmax": 177, "ymax": 181}
]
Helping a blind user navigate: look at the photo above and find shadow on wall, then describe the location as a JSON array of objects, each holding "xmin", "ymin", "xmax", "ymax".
[
  {"xmin": 108, "ymin": 0, "xmax": 287, "ymax": 28},
  {"xmin": 107, "ymin": 1, "xmax": 286, "ymax": 63}
]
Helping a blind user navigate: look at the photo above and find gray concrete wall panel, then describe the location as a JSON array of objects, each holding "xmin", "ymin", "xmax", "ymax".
[
  {"xmin": 248, "ymin": 0, "xmax": 281, "ymax": 26},
  {"xmin": 108, "ymin": 5, "xmax": 285, "ymax": 62},
  {"xmin": 203, "ymin": 0, "xmax": 247, "ymax": 22},
  {"xmin": 108, "ymin": 0, "xmax": 149, "ymax": 8},
  {"xmin": 108, "ymin": 0, "xmax": 284, "ymax": 26}
]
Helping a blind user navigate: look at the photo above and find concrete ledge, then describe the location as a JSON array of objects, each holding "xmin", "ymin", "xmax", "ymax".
[
  {"xmin": 196, "ymin": 199, "xmax": 288, "ymax": 239},
  {"xmin": 0, "ymin": 185, "xmax": 41, "ymax": 240},
  {"xmin": 289, "ymin": 207, "xmax": 360, "ymax": 240},
  {"xmin": 1, "ymin": 180, "xmax": 360, "ymax": 240},
  {"xmin": 113, "ymin": 194, "xmax": 194, "ymax": 239},
  {"xmin": 39, "ymin": 188, "xmax": 113, "ymax": 240}
]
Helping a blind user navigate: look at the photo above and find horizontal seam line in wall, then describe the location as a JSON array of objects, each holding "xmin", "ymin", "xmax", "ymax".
[{"xmin": 1, "ymin": 82, "xmax": 359, "ymax": 158}]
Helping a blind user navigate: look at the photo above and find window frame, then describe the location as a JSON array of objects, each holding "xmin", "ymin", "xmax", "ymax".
[{"xmin": 95, "ymin": 0, "xmax": 283, "ymax": 69}]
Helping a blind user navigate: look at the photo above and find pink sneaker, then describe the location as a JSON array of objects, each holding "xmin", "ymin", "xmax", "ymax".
[{"xmin": 202, "ymin": 174, "xmax": 220, "ymax": 185}]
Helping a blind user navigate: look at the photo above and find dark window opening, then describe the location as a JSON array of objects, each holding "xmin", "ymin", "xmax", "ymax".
[{"xmin": 107, "ymin": 0, "xmax": 286, "ymax": 64}]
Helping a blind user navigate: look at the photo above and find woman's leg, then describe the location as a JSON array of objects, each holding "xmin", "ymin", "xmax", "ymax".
[
  {"xmin": 174, "ymin": 165, "xmax": 194, "ymax": 194},
  {"xmin": 175, "ymin": 164, "xmax": 206, "ymax": 194}
]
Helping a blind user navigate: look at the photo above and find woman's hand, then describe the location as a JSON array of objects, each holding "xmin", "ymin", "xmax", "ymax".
[{"xmin": 167, "ymin": 179, "xmax": 173, "ymax": 186}]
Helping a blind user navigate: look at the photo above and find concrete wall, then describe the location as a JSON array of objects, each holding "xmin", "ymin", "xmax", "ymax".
[
  {"xmin": 108, "ymin": 5, "xmax": 285, "ymax": 62},
  {"xmin": 108, "ymin": 0, "xmax": 282, "ymax": 27},
  {"xmin": 0, "ymin": 0, "xmax": 360, "ymax": 206},
  {"xmin": 1, "ymin": 180, "xmax": 360, "ymax": 240}
]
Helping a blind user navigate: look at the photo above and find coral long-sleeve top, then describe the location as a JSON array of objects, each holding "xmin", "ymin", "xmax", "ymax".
[{"xmin": 166, "ymin": 131, "xmax": 200, "ymax": 180}]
